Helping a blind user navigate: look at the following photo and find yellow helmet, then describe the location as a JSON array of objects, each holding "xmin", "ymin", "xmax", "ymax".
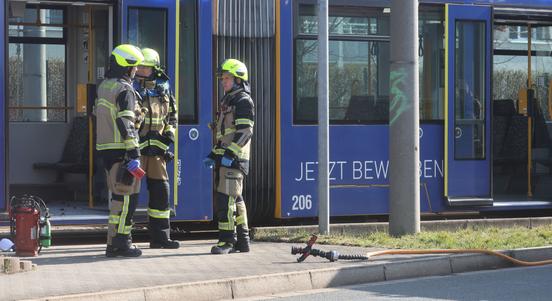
[
  {"xmin": 140, "ymin": 48, "xmax": 160, "ymax": 68},
  {"xmin": 218, "ymin": 58, "xmax": 248, "ymax": 81},
  {"xmin": 111, "ymin": 44, "xmax": 143, "ymax": 67}
]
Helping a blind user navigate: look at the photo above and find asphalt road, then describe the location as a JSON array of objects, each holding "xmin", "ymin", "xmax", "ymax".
[{"xmin": 247, "ymin": 265, "xmax": 552, "ymax": 301}]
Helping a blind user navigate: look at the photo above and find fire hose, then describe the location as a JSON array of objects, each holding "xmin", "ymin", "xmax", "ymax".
[{"xmin": 292, "ymin": 234, "xmax": 552, "ymax": 266}]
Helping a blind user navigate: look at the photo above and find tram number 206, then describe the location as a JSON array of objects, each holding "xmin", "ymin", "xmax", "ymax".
[{"xmin": 292, "ymin": 195, "xmax": 313, "ymax": 211}]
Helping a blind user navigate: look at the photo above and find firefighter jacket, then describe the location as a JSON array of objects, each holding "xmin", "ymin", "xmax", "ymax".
[
  {"xmin": 209, "ymin": 87, "xmax": 255, "ymax": 175},
  {"xmin": 95, "ymin": 76, "xmax": 142, "ymax": 159},
  {"xmin": 134, "ymin": 78, "xmax": 177, "ymax": 156}
]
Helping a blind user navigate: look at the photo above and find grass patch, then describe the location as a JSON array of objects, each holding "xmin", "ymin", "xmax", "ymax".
[{"xmin": 253, "ymin": 225, "xmax": 552, "ymax": 250}]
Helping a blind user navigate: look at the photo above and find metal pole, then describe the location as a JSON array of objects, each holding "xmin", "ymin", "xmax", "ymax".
[
  {"xmin": 389, "ymin": 0, "xmax": 420, "ymax": 236},
  {"xmin": 318, "ymin": 0, "xmax": 330, "ymax": 235}
]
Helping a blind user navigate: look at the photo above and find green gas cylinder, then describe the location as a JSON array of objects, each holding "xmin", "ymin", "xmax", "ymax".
[{"xmin": 39, "ymin": 216, "xmax": 51, "ymax": 248}]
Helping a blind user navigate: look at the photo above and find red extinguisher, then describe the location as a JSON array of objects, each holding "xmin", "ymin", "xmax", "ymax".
[{"xmin": 9, "ymin": 195, "xmax": 50, "ymax": 257}]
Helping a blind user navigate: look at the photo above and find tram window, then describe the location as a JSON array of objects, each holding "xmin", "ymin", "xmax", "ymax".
[
  {"xmin": 454, "ymin": 21, "xmax": 486, "ymax": 160},
  {"xmin": 127, "ymin": 8, "xmax": 167, "ymax": 67},
  {"xmin": 419, "ymin": 8, "xmax": 445, "ymax": 121},
  {"xmin": 510, "ymin": 26, "xmax": 528, "ymax": 40},
  {"xmin": 8, "ymin": 6, "xmax": 67, "ymax": 122},
  {"xmin": 10, "ymin": 7, "xmax": 64, "ymax": 24},
  {"xmin": 493, "ymin": 54, "xmax": 527, "ymax": 101},
  {"xmin": 294, "ymin": 4, "xmax": 445, "ymax": 124},
  {"xmin": 179, "ymin": 0, "xmax": 198, "ymax": 124},
  {"xmin": 297, "ymin": 7, "xmax": 389, "ymax": 36},
  {"xmin": 493, "ymin": 24, "xmax": 552, "ymax": 119},
  {"xmin": 9, "ymin": 7, "xmax": 64, "ymax": 39},
  {"xmin": 493, "ymin": 25, "xmax": 529, "ymax": 103},
  {"xmin": 295, "ymin": 39, "xmax": 390, "ymax": 124},
  {"xmin": 8, "ymin": 44, "xmax": 66, "ymax": 122},
  {"xmin": 294, "ymin": 4, "xmax": 390, "ymax": 124},
  {"xmin": 531, "ymin": 26, "xmax": 552, "ymax": 121},
  {"xmin": 495, "ymin": 25, "xmax": 529, "ymax": 49}
]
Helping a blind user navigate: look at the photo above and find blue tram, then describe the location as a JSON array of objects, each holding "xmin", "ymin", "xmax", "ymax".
[{"xmin": 1, "ymin": 0, "xmax": 552, "ymax": 225}]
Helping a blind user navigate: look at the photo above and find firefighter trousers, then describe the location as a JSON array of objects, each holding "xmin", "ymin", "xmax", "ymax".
[
  {"xmin": 214, "ymin": 167, "xmax": 249, "ymax": 244},
  {"xmin": 106, "ymin": 161, "xmax": 141, "ymax": 248},
  {"xmin": 141, "ymin": 155, "xmax": 173, "ymax": 243}
]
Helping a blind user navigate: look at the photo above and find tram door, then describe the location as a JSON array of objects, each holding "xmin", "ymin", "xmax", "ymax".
[
  {"xmin": 445, "ymin": 4, "xmax": 493, "ymax": 206},
  {"xmin": 120, "ymin": 0, "xmax": 213, "ymax": 221},
  {"xmin": 120, "ymin": 0, "xmax": 178, "ymax": 217}
]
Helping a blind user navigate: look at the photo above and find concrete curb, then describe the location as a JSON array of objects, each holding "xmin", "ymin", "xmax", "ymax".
[
  {"xmin": 22, "ymin": 246, "xmax": 552, "ymax": 301},
  {"xmin": 250, "ymin": 217, "xmax": 552, "ymax": 238}
]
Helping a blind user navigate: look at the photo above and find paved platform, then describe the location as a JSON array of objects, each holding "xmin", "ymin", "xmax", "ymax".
[
  {"xmin": 2, "ymin": 217, "xmax": 552, "ymax": 300},
  {"xmin": 1, "ymin": 238, "xmax": 551, "ymax": 301},
  {"xmin": 0, "ymin": 239, "xmax": 463, "ymax": 301},
  {"xmin": 0, "ymin": 240, "xmax": 391, "ymax": 300}
]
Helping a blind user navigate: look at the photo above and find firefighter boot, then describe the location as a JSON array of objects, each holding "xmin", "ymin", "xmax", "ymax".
[
  {"xmin": 106, "ymin": 234, "xmax": 142, "ymax": 257},
  {"xmin": 211, "ymin": 241, "xmax": 234, "ymax": 254},
  {"xmin": 150, "ymin": 228, "xmax": 180, "ymax": 249},
  {"xmin": 233, "ymin": 199, "xmax": 250, "ymax": 252},
  {"xmin": 106, "ymin": 245, "xmax": 142, "ymax": 257},
  {"xmin": 106, "ymin": 247, "xmax": 142, "ymax": 257},
  {"xmin": 233, "ymin": 225, "xmax": 250, "ymax": 253}
]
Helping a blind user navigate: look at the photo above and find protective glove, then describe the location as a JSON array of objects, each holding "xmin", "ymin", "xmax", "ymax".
[
  {"xmin": 164, "ymin": 151, "xmax": 175, "ymax": 162},
  {"xmin": 203, "ymin": 157, "xmax": 215, "ymax": 169},
  {"xmin": 127, "ymin": 159, "xmax": 141, "ymax": 172},
  {"xmin": 221, "ymin": 155, "xmax": 234, "ymax": 168}
]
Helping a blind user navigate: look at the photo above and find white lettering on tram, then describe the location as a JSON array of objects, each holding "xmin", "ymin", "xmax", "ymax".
[
  {"xmin": 375, "ymin": 160, "xmax": 389, "ymax": 179},
  {"xmin": 419, "ymin": 159, "xmax": 444, "ymax": 178},
  {"xmin": 294, "ymin": 159, "xmax": 442, "ymax": 182},
  {"xmin": 352, "ymin": 160, "xmax": 388, "ymax": 180},
  {"xmin": 294, "ymin": 161, "xmax": 347, "ymax": 182}
]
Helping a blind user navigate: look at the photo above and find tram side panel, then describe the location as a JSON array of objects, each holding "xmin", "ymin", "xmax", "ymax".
[{"xmin": 279, "ymin": 124, "xmax": 445, "ymax": 218}]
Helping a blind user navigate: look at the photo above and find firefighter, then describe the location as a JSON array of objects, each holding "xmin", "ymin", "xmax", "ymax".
[
  {"xmin": 204, "ymin": 59, "xmax": 255, "ymax": 254},
  {"xmin": 134, "ymin": 48, "xmax": 180, "ymax": 249},
  {"xmin": 95, "ymin": 44, "xmax": 144, "ymax": 257}
]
